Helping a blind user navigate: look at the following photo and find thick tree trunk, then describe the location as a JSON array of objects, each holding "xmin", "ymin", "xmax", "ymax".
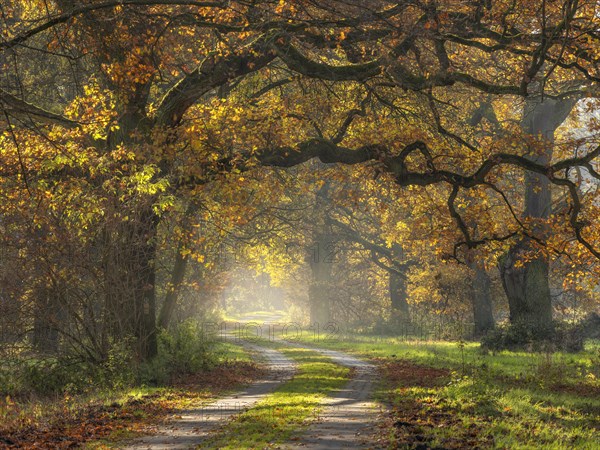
[
  {"xmin": 500, "ymin": 167, "xmax": 554, "ymax": 332},
  {"xmin": 500, "ymin": 96, "xmax": 576, "ymax": 334},
  {"xmin": 469, "ymin": 262, "xmax": 494, "ymax": 336},
  {"xmin": 500, "ymin": 241, "xmax": 553, "ymax": 330},
  {"xmin": 309, "ymin": 230, "xmax": 333, "ymax": 324},
  {"xmin": 103, "ymin": 205, "xmax": 159, "ymax": 360},
  {"xmin": 389, "ymin": 271, "xmax": 410, "ymax": 322},
  {"xmin": 101, "ymin": 106, "xmax": 160, "ymax": 361}
]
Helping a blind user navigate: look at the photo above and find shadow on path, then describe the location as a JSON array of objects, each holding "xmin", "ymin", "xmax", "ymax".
[
  {"xmin": 282, "ymin": 343, "xmax": 385, "ymax": 449},
  {"xmin": 123, "ymin": 343, "xmax": 296, "ymax": 450}
]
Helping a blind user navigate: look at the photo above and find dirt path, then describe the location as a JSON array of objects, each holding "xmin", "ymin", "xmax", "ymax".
[
  {"xmin": 282, "ymin": 344, "xmax": 384, "ymax": 450},
  {"xmin": 230, "ymin": 314, "xmax": 385, "ymax": 449},
  {"xmin": 124, "ymin": 312, "xmax": 384, "ymax": 450},
  {"xmin": 123, "ymin": 342, "xmax": 296, "ymax": 450}
]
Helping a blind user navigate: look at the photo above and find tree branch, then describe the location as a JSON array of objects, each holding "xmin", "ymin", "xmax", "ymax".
[
  {"xmin": 275, "ymin": 41, "xmax": 382, "ymax": 81},
  {"xmin": 0, "ymin": 89, "xmax": 78, "ymax": 127},
  {"xmin": 1, "ymin": 1, "xmax": 225, "ymax": 50},
  {"xmin": 155, "ymin": 33, "xmax": 279, "ymax": 126}
]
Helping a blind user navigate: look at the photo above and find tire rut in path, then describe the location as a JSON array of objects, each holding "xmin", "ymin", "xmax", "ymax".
[
  {"xmin": 282, "ymin": 343, "xmax": 384, "ymax": 450},
  {"xmin": 123, "ymin": 342, "xmax": 296, "ymax": 450}
]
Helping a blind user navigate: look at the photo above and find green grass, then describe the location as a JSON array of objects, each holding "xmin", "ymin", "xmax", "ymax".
[
  {"xmin": 221, "ymin": 309, "xmax": 290, "ymax": 323},
  {"xmin": 214, "ymin": 341, "xmax": 254, "ymax": 363},
  {"xmin": 201, "ymin": 343, "xmax": 350, "ymax": 449},
  {"xmin": 290, "ymin": 332, "xmax": 600, "ymax": 377},
  {"xmin": 287, "ymin": 332, "xmax": 600, "ymax": 449}
]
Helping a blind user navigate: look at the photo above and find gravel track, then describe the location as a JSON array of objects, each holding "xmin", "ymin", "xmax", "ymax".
[
  {"xmin": 281, "ymin": 343, "xmax": 384, "ymax": 449},
  {"xmin": 123, "ymin": 342, "xmax": 296, "ymax": 450}
]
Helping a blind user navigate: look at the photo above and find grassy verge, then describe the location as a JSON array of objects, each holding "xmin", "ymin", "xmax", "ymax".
[
  {"xmin": 289, "ymin": 333, "xmax": 600, "ymax": 449},
  {"xmin": 0, "ymin": 341, "xmax": 261, "ymax": 449},
  {"xmin": 201, "ymin": 343, "xmax": 350, "ymax": 449},
  {"xmin": 220, "ymin": 309, "xmax": 290, "ymax": 324}
]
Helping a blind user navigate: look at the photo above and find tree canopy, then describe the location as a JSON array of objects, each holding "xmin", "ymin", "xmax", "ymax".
[{"xmin": 1, "ymin": 0, "xmax": 599, "ymax": 359}]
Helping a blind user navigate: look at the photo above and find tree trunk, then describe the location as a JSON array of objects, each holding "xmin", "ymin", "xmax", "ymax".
[
  {"xmin": 157, "ymin": 203, "xmax": 198, "ymax": 330},
  {"xmin": 469, "ymin": 262, "xmax": 494, "ymax": 336},
  {"xmin": 133, "ymin": 207, "xmax": 159, "ymax": 359},
  {"xmin": 308, "ymin": 182, "xmax": 333, "ymax": 325},
  {"xmin": 389, "ymin": 271, "xmax": 410, "ymax": 322},
  {"xmin": 102, "ymin": 205, "xmax": 159, "ymax": 360},
  {"xmin": 500, "ymin": 96, "xmax": 577, "ymax": 334},
  {"xmin": 101, "ymin": 106, "xmax": 160, "ymax": 361},
  {"xmin": 309, "ymin": 230, "xmax": 333, "ymax": 324},
  {"xmin": 500, "ymin": 241, "xmax": 553, "ymax": 330},
  {"xmin": 158, "ymin": 240, "xmax": 189, "ymax": 330}
]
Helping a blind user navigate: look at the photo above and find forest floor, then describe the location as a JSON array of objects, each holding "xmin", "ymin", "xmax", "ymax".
[
  {"xmin": 98, "ymin": 337, "xmax": 381, "ymax": 449},
  {"xmin": 0, "ymin": 359, "xmax": 264, "ymax": 449},
  {"xmin": 2, "ymin": 313, "xmax": 599, "ymax": 449},
  {"xmin": 122, "ymin": 342, "xmax": 297, "ymax": 449},
  {"xmin": 291, "ymin": 332, "xmax": 600, "ymax": 449}
]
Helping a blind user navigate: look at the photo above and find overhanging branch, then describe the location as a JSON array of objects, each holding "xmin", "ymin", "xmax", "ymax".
[
  {"xmin": 0, "ymin": 89, "xmax": 78, "ymax": 128},
  {"xmin": 1, "ymin": 0, "xmax": 224, "ymax": 50}
]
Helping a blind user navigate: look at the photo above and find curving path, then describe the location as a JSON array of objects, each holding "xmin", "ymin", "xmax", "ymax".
[
  {"xmin": 281, "ymin": 343, "xmax": 384, "ymax": 450},
  {"xmin": 124, "ymin": 313, "xmax": 385, "ymax": 450},
  {"xmin": 124, "ymin": 342, "xmax": 296, "ymax": 450},
  {"xmin": 222, "ymin": 313, "xmax": 386, "ymax": 449}
]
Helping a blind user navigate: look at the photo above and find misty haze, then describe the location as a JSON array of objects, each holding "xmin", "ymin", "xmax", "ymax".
[{"xmin": 1, "ymin": 1, "xmax": 599, "ymax": 449}]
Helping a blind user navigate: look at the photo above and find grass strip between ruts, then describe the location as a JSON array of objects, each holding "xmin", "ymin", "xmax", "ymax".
[{"xmin": 200, "ymin": 342, "xmax": 350, "ymax": 450}]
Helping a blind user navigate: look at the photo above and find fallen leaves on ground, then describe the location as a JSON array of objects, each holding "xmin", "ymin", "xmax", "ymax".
[
  {"xmin": 0, "ymin": 361, "xmax": 265, "ymax": 449},
  {"xmin": 375, "ymin": 358, "xmax": 450, "ymax": 388},
  {"xmin": 373, "ymin": 358, "xmax": 490, "ymax": 450}
]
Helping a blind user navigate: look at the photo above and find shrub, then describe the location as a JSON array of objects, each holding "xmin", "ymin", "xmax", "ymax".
[
  {"xmin": 101, "ymin": 337, "xmax": 136, "ymax": 389},
  {"xmin": 21, "ymin": 358, "xmax": 95, "ymax": 395},
  {"xmin": 0, "ymin": 337, "xmax": 137, "ymax": 396},
  {"xmin": 481, "ymin": 320, "xmax": 584, "ymax": 352},
  {"xmin": 1, "ymin": 321, "xmax": 222, "ymax": 395},
  {"xmin": 139, "ymin": 319, "xmax": 219, "ymax": 385}
]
